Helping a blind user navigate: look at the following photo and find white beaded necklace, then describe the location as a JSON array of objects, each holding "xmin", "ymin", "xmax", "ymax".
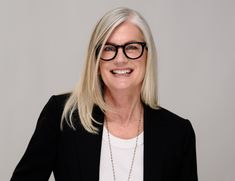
[{"xmin": 105, "ymin": 110, "xmax": 142, "ymax": 181}]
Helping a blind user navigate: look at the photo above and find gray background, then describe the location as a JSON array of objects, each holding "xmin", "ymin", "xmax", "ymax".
[{"xmin": 1, "ymin": 0, "xmax": 235, "ymax": 180}]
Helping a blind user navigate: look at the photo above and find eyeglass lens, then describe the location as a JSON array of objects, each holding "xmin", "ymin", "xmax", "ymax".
[{"xmin": 100, "ymin": 42, "xmax": 145, "ymax": 61}]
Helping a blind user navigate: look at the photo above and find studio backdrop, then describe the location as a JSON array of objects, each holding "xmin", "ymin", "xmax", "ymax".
[{"xmin": 1, "ymin": 0, "xmax": 234, "ymax": 180}]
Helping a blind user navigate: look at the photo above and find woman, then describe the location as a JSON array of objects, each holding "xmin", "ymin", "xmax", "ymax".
[{"xmin": 11, "ymin": 7, "xmax": 198, "ymax": 181}]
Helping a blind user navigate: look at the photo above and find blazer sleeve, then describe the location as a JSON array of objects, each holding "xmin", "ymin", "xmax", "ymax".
[
  {"xmin": 10, "ymin": 96, "xmax": 61, "ymax": 181},
  {"xmin": 180, "ymin": 120, "xmax": 198, "ymax": 181}
]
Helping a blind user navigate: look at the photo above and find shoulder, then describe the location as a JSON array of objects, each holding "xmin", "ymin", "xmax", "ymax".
[
  {"xmin": 38, "ymin": 93, "xmax": 71, "ymax": 123},
  {"xmin": 145, "ymin": 105, "xmax": 187, "ymax": 122},
  {"xmin": 34, "ymin": 93, "xmax": 72, "ymax": 132},
  {"xmin": 144, "ymin": 105, "xmax": 195, "ymax": 134},
  {"xmin": 50, "ymin": 93, "xmax": 71, "ymax": 106},
  {"xmin": 44, "ymin": 93, "xmax": 71, "ymax": 113}
]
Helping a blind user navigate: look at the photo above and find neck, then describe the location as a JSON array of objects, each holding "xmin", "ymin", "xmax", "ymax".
[{"xmin": 104, "ymin": 88, "xmax": 143, "ymax": 126}]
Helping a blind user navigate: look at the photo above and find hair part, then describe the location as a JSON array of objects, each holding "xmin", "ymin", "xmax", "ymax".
[{"xmin": 61, "ymin": 7, "xmax": 159, "ymax": 133}]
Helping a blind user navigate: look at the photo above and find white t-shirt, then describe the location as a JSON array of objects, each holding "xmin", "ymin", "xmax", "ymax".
[{"xmin": 99, "ymin": 125, "xmax": 143, "ymax": 181}]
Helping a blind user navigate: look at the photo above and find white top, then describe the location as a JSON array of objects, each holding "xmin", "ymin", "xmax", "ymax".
[{"xmin": 99, "ymin": 125, "xmax": 144, "ymax": 181}]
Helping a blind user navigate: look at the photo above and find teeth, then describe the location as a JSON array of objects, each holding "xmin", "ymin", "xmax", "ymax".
[{"xmin": 112, "ymin": 69, "xmax": 131, "ymax": 75}]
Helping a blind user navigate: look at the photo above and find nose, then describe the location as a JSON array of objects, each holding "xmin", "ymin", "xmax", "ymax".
[{"xmin": 114, "ymin": 47, "xmax": 128, "ymax": 64}]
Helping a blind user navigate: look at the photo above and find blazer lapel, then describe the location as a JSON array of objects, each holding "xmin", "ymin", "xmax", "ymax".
[
  {"xmin": 144, "ymin": 105, "xmax": 165, "ymax": 181},
  {"xmin": 74, "ymin": 106, "xmax": 104, "ymax": 180}
]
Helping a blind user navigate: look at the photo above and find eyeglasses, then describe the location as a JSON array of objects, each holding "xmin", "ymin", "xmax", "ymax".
[{"xmin": 96, "ymin": 42, "xmax": 147, "ymax": 61}]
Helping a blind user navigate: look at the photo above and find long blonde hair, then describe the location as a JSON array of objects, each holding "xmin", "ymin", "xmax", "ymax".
[{"xmin": 61, "ymin": 7, "xmax": 158, "ymax": 134}]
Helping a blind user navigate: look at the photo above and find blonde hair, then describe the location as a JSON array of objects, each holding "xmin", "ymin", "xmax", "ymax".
[{"xmin": 61, "ymin": 7, "xmax": 158, "ymax": 133}]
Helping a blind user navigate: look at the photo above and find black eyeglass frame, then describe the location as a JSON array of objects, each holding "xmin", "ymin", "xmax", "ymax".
[{"xmin": 96, "ymin": 41, "xmax": 147, "ymax": 61}]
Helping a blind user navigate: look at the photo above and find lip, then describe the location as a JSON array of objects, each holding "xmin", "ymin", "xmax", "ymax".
[{"xmin": 110, "ymin": 68, "xmax": 133, "ymax": 75}]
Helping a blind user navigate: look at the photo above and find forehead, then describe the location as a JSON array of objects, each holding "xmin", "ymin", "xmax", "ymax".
[{"xmin": 107, "ymin": 21, "xmax": 144, "ymax": 44}]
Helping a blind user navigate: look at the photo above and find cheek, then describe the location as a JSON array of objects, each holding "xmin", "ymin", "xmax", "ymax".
[
  {"xmin": 99, "ymin": 63, "xmax": 108, "ymax": 81},
  {"xmin": 99, "ymin": 62, "xmax": 105, "ymax": 75},
  {"xmin": 140, "ymin": 65, "xmax": 146, "ymax": 79},
  {"xmin": 139, "ymin": 60, "xmax": 147, "ymax": 81},
  {"xmin": 139, "ymin": 57, "xmax": 147, "ymax": 73}
]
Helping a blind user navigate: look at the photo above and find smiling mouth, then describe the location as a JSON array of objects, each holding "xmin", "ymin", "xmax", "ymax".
[{"xmin": 110, "ymin": 69, "xmax": 133, "ymax": 75}]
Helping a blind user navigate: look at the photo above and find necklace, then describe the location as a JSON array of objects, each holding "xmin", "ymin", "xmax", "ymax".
[{"xmin": 105, "ymin": 111, "xmax": 142, "ymax": 181}]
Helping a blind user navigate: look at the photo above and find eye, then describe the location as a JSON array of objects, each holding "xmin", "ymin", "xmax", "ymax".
[
  {"xmin": 125, "ymin": 44, "xmax": 140, "ymax": 51},
  {"xmin": 103, "ymin": 45, "xmax": 116, "ymax": 52}
]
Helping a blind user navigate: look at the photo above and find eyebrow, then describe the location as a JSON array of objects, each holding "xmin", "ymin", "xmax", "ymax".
[{"xmin": 105, "ymin": 40, "xmax": 145, "ymax": 46}]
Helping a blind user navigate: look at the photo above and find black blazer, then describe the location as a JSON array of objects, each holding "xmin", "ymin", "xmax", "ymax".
[{"xmin": 11, "ymin": 94, "xmax": 198, "ymax": 181}]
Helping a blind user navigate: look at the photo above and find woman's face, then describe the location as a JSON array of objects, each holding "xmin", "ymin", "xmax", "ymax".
[{"xmin": 99, "ymin": 21, "xmax": 147, "ymax": 93}]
